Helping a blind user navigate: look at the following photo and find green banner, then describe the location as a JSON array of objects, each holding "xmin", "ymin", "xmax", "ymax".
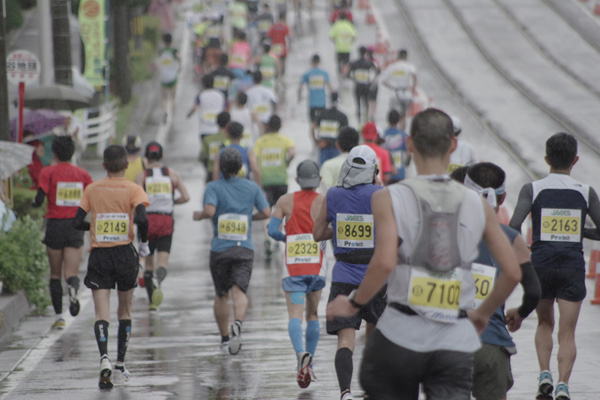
[{"xmin": 79, "ymin": 0, "xmax": 106, "ymax": 87}]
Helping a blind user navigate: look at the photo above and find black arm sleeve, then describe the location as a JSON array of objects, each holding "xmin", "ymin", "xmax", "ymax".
[
  {"xmin": 134, "ymin": 204, "xmax": 148, "ymax": 242},
  {"xmin": 32, "ymin": 188, "xmax": 46, "ymax": 207},
  {"xmin": 509, "ymin": 183, "xmax": 533, "ymax": 234},
  {"xmin": 517, "ymin": 261, "xmax": 541, "ymax": 319},
  {"xmin": 584, "ymin": 187, "xmax": 600, "ymax": 240},
  {"xmin": 72, "ymin": 207, "xmax": 90, "ymax": 231}
]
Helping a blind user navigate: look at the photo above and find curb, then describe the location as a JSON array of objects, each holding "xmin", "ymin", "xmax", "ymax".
[{"xmin": 0, "ymin": 291, "xmax": 30, "ymax": 347}]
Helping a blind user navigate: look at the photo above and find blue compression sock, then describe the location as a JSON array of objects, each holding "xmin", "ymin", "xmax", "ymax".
[
  {"xmin": 305, "ymin": 319, "xmax": 320, "ymax": 357},
  {"xmin": 288, "ymin": 318, "xmax": 304, "ymax": 354}
]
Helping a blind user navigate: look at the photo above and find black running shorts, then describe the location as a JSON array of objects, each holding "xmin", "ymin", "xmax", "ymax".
[
  {"xmin": 360, "ymin": 329, "xmax": 474, "ymax": 400},
  {"xmin": 209, "ymin": 247, "xmax": 254, "ymax": 297},
  {"xmin": 84, "ymin": 244, "xmax": 139, "ymax": 291},
  {"xmin": 43, "ymin": 219, "xmax": 85, "ymax": 250},
  {"xmin": 149, "ymin": 234, "xmax": 173, "ymax": 255},
  {"xmin": 326, "ymin": 282, "xmax": 387, "ymax": 335},
  {"xmin": 535, "ymin": 266, "xmax": 586, "ymax": 302}
]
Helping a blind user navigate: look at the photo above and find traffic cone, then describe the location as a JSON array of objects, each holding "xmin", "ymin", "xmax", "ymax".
[
  {"xmin": 374, "ymin": 30, "xmax": 386, "ymax": 54},
  {"xmin": 359, "ymin": 0, "xmax": 369, "ymax": 9},
  {"xmin": 366, "ymin": 5, "xmax": 376, "ymax": 25},
  {"xmin": 587, "ymin": 244, "xmax": 600, "ymax": 278},
  {"xmin": 595, "ymin": 0, "xmax": 600, "ymax": 14},
  {"xmin": 590, "ymin": 274, "xmax": 600, "ymax": 304}
]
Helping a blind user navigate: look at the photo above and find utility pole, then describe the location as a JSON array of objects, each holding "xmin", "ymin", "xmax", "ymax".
[
  {"xmin": 113, "ymin": 1, "xmax": 131, "ymax": 104},
  {"xmin": 51, "ymin": 0, "xmax": 73, "ymax": 86},
  {"xmin": 0, "ymin": 0, "xmax": 10, "ymax": 141}
]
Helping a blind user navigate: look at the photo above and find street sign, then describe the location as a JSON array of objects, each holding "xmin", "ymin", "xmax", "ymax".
[{"xmin": 6, "ymin": 50, "xmax": 41, "ymax": 85}]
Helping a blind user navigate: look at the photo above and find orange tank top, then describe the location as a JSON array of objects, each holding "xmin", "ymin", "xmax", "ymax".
[{"xmin": 285, "ymin": 191, "xmax": 323, "ymax": 276}]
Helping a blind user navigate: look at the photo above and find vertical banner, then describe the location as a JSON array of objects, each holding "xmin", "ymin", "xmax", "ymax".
[{"xmin": 79, "ymin": 0, "xmax": 106, "ymax": 87}]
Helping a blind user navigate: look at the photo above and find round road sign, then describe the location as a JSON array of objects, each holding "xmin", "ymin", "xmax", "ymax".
[{"xmin": 6, "ymin": 50, "xmax": 41, "ymax": 85}]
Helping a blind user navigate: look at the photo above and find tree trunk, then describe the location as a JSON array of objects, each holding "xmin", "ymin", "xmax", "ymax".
[
  {"xmin": 51, "ymin": 0, "xmax": 73, "ymax": 86},
  {"xmin": 0, "ymin": 5, "xmax": 10, "ymax": 141},
  {"xmin": 113, "ymin": 2, "xmax": 132, "ymax": 104}
]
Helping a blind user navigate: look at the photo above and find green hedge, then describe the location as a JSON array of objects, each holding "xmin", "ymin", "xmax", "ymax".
[
  {"xmin": 6, "ymin": 0, "xmax": 24, "ymax": 32},
  {"xmin": 16, "ymin": 0, "xmax": 36, "ymax": 10},
  {"xmin": 0, "ymin": 216, "xmax": 50, "ymax": 311}
]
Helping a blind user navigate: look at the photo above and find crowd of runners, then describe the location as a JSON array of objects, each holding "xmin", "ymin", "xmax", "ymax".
[{"xmin": 27, "ymin": 1, "xmax": 600, "ymax": 399}]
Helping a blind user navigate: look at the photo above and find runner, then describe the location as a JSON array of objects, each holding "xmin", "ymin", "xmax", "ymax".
[
  {"xmin": 447, "ymin": 116, "xmax": 478, "ymax": 172},
  {"xmin": 229, "ymin": 91, "xmax": 263, "ymax": 146},
  {"xmin": 383, "ymin": 110, "xmax": 411, "ymax": 184},
  {"xmin": 201, "ymin": 111, "xmax": 231, "ymax": 183},
  {"xmin": 348, "ymin": 46, "xmax": 378, "ymax": 125},
  {"xmin": 33, "ymin": 136, "xmax": 93, "ymax": 329},
  {"xmin": 509, "ymin": 132, "xmax": 600, "ymax": 400},
  {"xmin": 267, "ymin": 12, "xmax": 291, "ymax": 75},
  {"xmin": 207, "ymin": 54, "xmax": 236, "ymax": 104},
  {"xmin": 320, "ymin": 126, "xmax": 359, "ymax": 191},
  {"xmin": 228, "ymin": 0, "xmax": 248, "ymax": 37},
  {"xmin": 229, "ymin": 31, "xmax": 253, "ymax": 93},
  {"xmin": 377, "ymin": 49, "xmax": 417, "ymax": 117},
  {"xmin": 245, "ymin": 70, "xmax": 278, "ymax": 128},
  {"xmin": 193, "ymin": 147, "xmax": 271, "ymax": 354},
  {"xmin": 313, "ymin": 145, "xmax": 386, "ymax": 400},
  {"xmin": 122, "ymin": 136, "xmax": 145, "ymax": 183},
  {"xmin": 326, "ymin": 108, "xmax": 521, "ymax": 399},
  {"xmin": 267, "ymin": 160, "xmax": 326, "ymax": 389},
  {"xmin": 366, "ymin": 47, "xmax": 381, "ymax": 122},
  {"xmin": 72, "ymin": 145, "xmax": 150, "ymax": 389},
  {"xmin": 252, "ymin": 41, "xmax": 280, "ymax": 92},
  {"xmin": 156, "ymin": 33, "xmax": 180, "ymax": 124},
  {"xmin": 362, "ymin": 122, "xmax": 393, "ymax": 185},
  {"xmin": 329, "ymin": 0, "xmax": 353, "ymax": 24},
  {"xmin": 186, "ymin": 74, "xmax": 226, "ymax": 158},
  {"xmin": 450, "ymin": 163, "xmax": 541, "ymax": 400},
  {"xmin": 135, "ymin": 142, "xmax": 190, "ymax": 311},
  {"xmin": 255, "ymin": 4, "xmax": 274, "ymax": 44},
  {"xmin": 212, "ymin": 121, "xmax": 261, "ymax": 184},
  {"xmin": 329, "ymin": 12, "xmax": 356, "ymax": 77},
  {"xmin": 313, "ymin": 92, "xmax": 348, "ymax": 165},
  {"xmin": 298, "ymin": 54, "xmax": 334, "ymax": 143}
]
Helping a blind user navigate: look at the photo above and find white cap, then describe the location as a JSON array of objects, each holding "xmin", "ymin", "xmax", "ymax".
[
  {"xmin": 347, "ymin": 145, "xmax": 377, "ymax": 169},
  {"xmin": 451, "ymin": 115, "xmax": 462, "ymax": 136}
]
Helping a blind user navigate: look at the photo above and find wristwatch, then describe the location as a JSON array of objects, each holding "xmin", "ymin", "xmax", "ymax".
[{"xmin": 348, "ymin": 289, "xmax": 365, "ymax": 310}]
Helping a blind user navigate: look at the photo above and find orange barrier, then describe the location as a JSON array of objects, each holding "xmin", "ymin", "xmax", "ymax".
[
  {"xmin": 366, "ymin": 5, "xmax": 376, "ymax": 24},
  {"xmin": 591, "ymin": 274, "xmax": 600, "ymax": 304},
  {"xmin": 587, "ymin": 244, "xmax": 600, "ymax": 278},
  {"xmin": 595, "ymin": 0, "xmax": 600, "ymax": 14},
  {"xmin": 358, "ymin": 0, "xmax": 369, "ymax": 9}
]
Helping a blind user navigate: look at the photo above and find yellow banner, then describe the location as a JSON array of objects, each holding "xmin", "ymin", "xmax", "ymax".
[{"xmin": 79, "ymin": 0, "xmax": 106, "ymax": 87}]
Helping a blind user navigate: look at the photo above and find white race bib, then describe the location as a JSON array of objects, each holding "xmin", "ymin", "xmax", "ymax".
[
  {"xmin": 471, "ymin": 263, "xmax": 496, "ymax": 308},
  {"xmin": 319, "ymin": 120, "xmax": 340, "ymax": 139},
  {"xmin": 540, "ymin": 208, "xmax": 581, "ymax": 242},
  {"xmin": 286, "ymin": 233, "xmax": 321, "ymax": 265},
  {"xmin": 96, "ymin": 213, "xmax": 129, "ymax": 242},
  {"xmin": 260, "ymin": 147, "xmax": 283, "ymax": 167},
  {"xmin": 408, "ymin": 267, "xmax": 463, "ymax": 323},
  {"xmin": 336, "ymin": 213, "xmax": 374, "ymax": 248},
  {"xmin": 217, "ymin": 213, "xmax": 249, "ymax": 241},
  {"xmin": 145, "ymin": 176, "xmax": 172, "ymax": 200}
]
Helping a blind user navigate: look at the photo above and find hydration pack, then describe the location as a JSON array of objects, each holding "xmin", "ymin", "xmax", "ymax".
[{"xmin": 401, "ymin": 177, "xmax": 466, "ymax": 272}]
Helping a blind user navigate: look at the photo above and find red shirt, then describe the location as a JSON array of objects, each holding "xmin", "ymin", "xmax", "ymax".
[
  {"xmin": 267, "ymin": 23, "xmax": 290, "ymax": 57},
  {"xmin": 365, "ymin": 142, "xmax": 392, "ymax": 179},
  {"xmin": 285, "ymin": 191, "xmax": 323, "ymax": 276},
  {"xmin": 38, "ymin": 163, "xmax": 93, "ymax": 219},
  {"xmin": 329, "ymin": 9, "xmax": 353, "ymax": 24}
]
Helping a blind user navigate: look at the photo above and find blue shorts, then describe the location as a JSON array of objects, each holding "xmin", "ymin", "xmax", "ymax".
[{"xmin": 282, "ymin": 275, "xmax": 326, "ymax": 293}]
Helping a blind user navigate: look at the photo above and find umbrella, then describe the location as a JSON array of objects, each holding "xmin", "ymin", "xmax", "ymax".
[
  {"xmin": 0, "ymin": 141, "xmax": 35, "ymax": 180},
  {"xmin": 24, "ymin": 84, "xmax": 91, "ymax": 111},
  {"xmin": 9, "ymin": 109, "xmax": 66, "ymax": 141}
]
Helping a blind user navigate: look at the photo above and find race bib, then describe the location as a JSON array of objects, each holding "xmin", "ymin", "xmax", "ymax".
[
  {"xmin": 203, "ymin": 112, "xmax": 217, "ymax": 123},
  {"xmin": 253, "ymin": 103, "xmax": 270, "ymax": 116},
  {"xmin": 286, "ymin": 233, "xmax": 320, "ymax": 264},
  {"xmin": 540, "ymin": 208, "xmax": 581, "ymax": 242},
  {"xmin": 145, "ymin": 177, "xmax": 172, "ymax": 199},
  {"xmin": 209, "ymin": 141, "xmax": 222, "ymax": 161},
  {"xmin": 261, "ymin": 65, "xmax": 276, "ymax": 79},
  {"xmin": 408, "ymin": 267, "xmax": 462, "ymax": 323},
  {"xmin": 258, "ymin": 20, "xmax": 271, "ymax": 32},
  {"xmin": 319, "ymin": 120, "xmax": 340, "ymax": 139},
  {"xmin": 217, "ymin": 213, "xmax": 249, "ymax": 241},
  {"xmin": 471, "ymin": 263, "xmax": 496, "ymax": 307},
  {"xmin": 309, "ymin": 75, "xmax": 325, "ymax": 89},
  {"xmin": 336, "ymin": 213, "xmax": 374, "ymax": 248},
  {"xmin": 354, "ymin": 69, "xmax": 370, "ymax": 84},
  {"xmin": 56, "ymin": 182, "xmax": 83, "ymax": 207},
  {"xmin": 392, "ymin": 69, "xmax": 407, "ymax": 77},
  {"xmin": 260, "ymin": 148, "xmax": 282, "ymax": 167},
  {"xmin": 340, "ymin": 33, "xmax": 353, "ymax": 45},
  {"xmin": 272, "ymin": 43, "xmax": 284, "ymax": 56},
  {"xmin": 95, "ymin": 213, "xmax": 129, "ymax": 242},
  {"xmin": 213, "ymin": 76, "xmax": 230, "ymax": 90},
  {"xmin": 231, "ymin": 53, "xmax": 246, "ymax": 66},
  {"xmin": 237, "ymin": 163, "xmax": 248, "ymax": 177},
  {"xmin": 391, "ymin": 150, "xmax": 404, "ymax": 169}
]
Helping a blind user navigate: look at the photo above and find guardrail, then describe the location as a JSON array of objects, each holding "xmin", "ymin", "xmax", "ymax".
[{"xmin": 78, "ymin": 101, "xmax": 118, "ymax": 157}]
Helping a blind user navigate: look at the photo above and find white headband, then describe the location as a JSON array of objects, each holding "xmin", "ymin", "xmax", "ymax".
[{"xmin": 463, "ymin": 174, "xmax": 504, "ymax": 208}]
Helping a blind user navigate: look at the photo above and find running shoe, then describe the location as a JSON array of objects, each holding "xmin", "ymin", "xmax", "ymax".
[
  {"xmin": 229, "ymin": 321, "xmax": 242, "ymax": 355},
  {"xmin": 220, "ymin": 340, "xmax": 230, "ymax": 353},
  {"xmin": 148, "ymin": 303, "xmax": 158, "ymax": 312},
  {"xmin": 99, "ymin": 356, "xmax": 113, "ymax": 390},
  {"xmin": 309, "ymin": 365, "xmax": 317, "ymax": 382},
  {"xmin": 297, "ymin": 352, "xmax": 312, "ymax": 388},
  {"xmin": 151, "ymin": 288, "xmax": 163, "ymax": 308},
  {"xmin": 68, "ymin": 285, "xmax": 80, "ymax": 317},
  {"xmin": 340, "ymin": 389, "xmax": 353, "ymax": 400},
  {"xmin": 554, "ymin": 382, "xmax": 570, "ymax": 400},
  {"xmin": 51, "ymin": 318, "xmax": 66, "ymax": 330},
  {"xmin": 112, "ymin": 365, "xmax": 131, "ymax": 384},
  {"xmin": 536, "ymin": 370, "xmax": 553, "ymax": 400}
]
